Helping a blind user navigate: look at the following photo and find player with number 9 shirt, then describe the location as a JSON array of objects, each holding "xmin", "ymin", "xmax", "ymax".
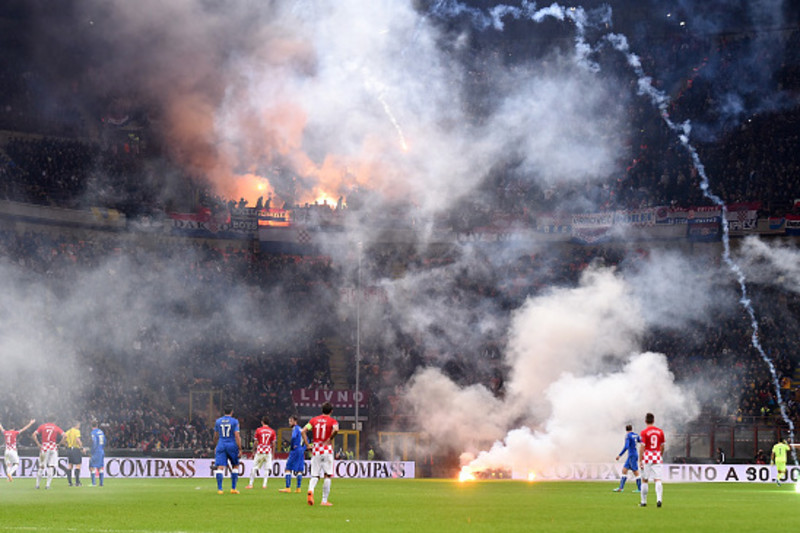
[{"xmin": 638, "ymin": 412, "xmax": 665, "ymax": 508}]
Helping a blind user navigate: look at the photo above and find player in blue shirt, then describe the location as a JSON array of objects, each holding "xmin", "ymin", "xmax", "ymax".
[
  {"xmin": 89, "ymin": 419, "xmax": 106, "ymax": 487},
  {"xmin": 279, "ymin": 414, "xmax": 306, "ymax": 493},
  {"xmin": 613, "ymin": 424, "xmax": 642, "ymax": 492},
  {"xmin": 214, "ymin": 406, "xmax": 243, "ymax": 494}
]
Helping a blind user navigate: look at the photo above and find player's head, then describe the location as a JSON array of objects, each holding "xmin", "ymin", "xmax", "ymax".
[
  {"xmin": 645, "ymin": 412, "xmax": 655, "ymax": 425},
  {"xmin": 625, "ymin": 424, "xmax": 632, "ymax": 432},
  {"xmin": 289, "ymin": 414, "xmax": 298, "ymax": 425},
  {"xmin": 261, "ymin": 415, "xmax": 270, "ymax": 426},
  {"xmin": 321, "ymin": 402, "xmax": 333, "ymax": 415},
  {"xmin": 223, "ymin": 405, "xmax": 234, "ymax": 416},
  {"xmin": 90, "ymin": 418, "xmax": 98, "ymax": 428}
]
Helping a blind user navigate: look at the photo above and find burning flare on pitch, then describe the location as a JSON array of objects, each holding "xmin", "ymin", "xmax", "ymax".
[{"xmin": 458, "ymin": 466, "xmax": 477, "ymax": 483}]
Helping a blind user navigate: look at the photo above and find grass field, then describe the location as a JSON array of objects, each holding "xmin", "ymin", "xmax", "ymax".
[{"xmin": 0, "ymin": 478, "xmax": 798, "ymax": 532}]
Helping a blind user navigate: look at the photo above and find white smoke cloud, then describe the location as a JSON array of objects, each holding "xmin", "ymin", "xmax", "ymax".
[
  {"xmin": 402, "ymin": 265, "xmax": 701, "ymax": 473},
  {"xmin": 737, "ymin": 237, "xmax": 800, "ymax": 293}
]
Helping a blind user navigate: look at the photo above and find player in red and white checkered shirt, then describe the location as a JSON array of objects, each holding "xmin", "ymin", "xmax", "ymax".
[
  {"xmin": 302, "ymin": 402, "xmax": 339, "ymax": 506},
  {"xmin": 638, "ymin": 412, "xmax": 665, "ymax": 508},
  {"xmin": 1, "ymin": 418, "xmax": 36, "ymax": 481},
  {"xmin": 246, "ymin": 415, "xmax": 276, "ymax": 489},
  {"xmin": 32, "ymin": 420, "xmax": 65, "ymax": 489}
]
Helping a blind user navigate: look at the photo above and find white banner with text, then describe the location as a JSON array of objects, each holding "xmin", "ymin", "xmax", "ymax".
[{"xmin": 1, "ymin": 457, "xmax": 414, "ymax": 479}]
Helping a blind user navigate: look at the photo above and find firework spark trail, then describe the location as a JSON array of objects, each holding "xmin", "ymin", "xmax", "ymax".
[
  {"xmin": 377, "ymin": 93, "xmax": 409, "ymax": 152},
  {"xmin": 430, "ymin": 1, "xmax": 797, "ymax": 456},
  {"xmin": 606, "ymin": 32, "xmax": 798, "ymax": 454},
  {"xmin": 363, "ymin": 70, "xmax": 409, "ymax": 152}
]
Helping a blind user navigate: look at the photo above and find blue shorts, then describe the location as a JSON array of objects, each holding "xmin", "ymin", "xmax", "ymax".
[
  {"xmin": 215, "ymin": 442, "xmax": 240, "ymax": 468},
  {"xmin": 90, "ymin": 452, "xmax": 105, "ymax": 469},
  {"xmin": 624, "ymin": 455, "xmax": 639, "ymax": 471},
  {"xmin": 286, "ymin": 448, "xmax": 305, "ymax": 473}
]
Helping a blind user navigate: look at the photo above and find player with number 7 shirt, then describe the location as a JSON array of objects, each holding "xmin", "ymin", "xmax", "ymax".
[{"xmin": 302, "ymin": 402, "xmax": 339, "ymax": 507}]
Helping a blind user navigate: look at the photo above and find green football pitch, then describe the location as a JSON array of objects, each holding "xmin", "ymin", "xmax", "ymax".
[{"xmin": 0, "ymin": 478, "xmax": 798, "ymax": 532}]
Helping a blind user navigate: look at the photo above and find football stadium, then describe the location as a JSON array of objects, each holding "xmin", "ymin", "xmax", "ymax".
[{"xmin": 1, "ymin": 0, "xmax": 800, "ymax": 531}]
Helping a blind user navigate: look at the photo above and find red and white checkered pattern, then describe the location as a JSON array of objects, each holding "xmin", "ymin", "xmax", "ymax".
[
  {"xmin": 313, "ymin": 443, "xmax": 333, "ymax": 457},
  {"xmin": 4, "ymin": 431, "xmax": 19, "ymax": 451},
  {"xmin": 641, "ymin": 450, "xmax": 662, "ymax": 464},
  {"xmin": 256, "ymin": 442, "xmax": 273, "ymax": 455},
  {"xmin": 40, "ymin": 442, "xmax": 58, "ymax": 452}
]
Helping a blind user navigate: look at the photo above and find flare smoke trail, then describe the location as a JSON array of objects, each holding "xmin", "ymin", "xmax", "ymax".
[
  {"xmin": 414, "ymin": 0, "xmax": 796, "ymax": 474},
  {"xmin": 604, "ymin": 31, "xmax": 798, "ymax": 452}
]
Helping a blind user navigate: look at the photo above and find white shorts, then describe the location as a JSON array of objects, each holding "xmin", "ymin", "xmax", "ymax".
[
  {"xmin": 310, "ymin": 453, "xmax": 334, "ymax": 478},
  {"xmin": 39, "ymin": 449, "xmax": 59, "ymax": 470},
  {"xmin": 642, "ymin": 462, "xmax": 663, "ymax": 481},
  {"xmin": 5, "ymin": 449, "xmax": 19, "ymax": 466},
  {"xmin": 252, "ymin": 453, "xmax": 273, "ymax": 473}
]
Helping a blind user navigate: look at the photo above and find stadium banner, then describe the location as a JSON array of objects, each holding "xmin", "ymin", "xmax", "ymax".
[
  {"xmin": 509, "ymin": 463, "xmax": 799, "ymax": 483},
  {"xmin": 257, "ymin": 207, "xmax": 291, "ymax": 227},
  {"xmin": 2, "ymin": 457, "xmax": 414, "ymax": 479},
  {"xmin": 725, "ymin": 205, "xmax": 758, "ymax": 233},
  {"xmin": 167, "ymin": 209, "xmax": 256, "ymax": 239},
  {"xmin": 687, "ymin": 215, "xmax": 722, "ymax": 241},
  {"xmin": 571, "ymin": 208, "xmax": 660, "ymax": 244},
  {"xmin": 535, "ymin": 213, "xmax": 571, "ymax": 234},
  {"xmin": 292, "ymin": 389, "xmax": 369, "ymax": 408},
  {"xmin": 785, "ymin": 214, "xmax": 800, "ymax": 236}
]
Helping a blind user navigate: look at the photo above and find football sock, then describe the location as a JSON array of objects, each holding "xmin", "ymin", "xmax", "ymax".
[
  {"xmin": 619, "ymin": 474, "xmax": 627, "ymax": 489},
  {"xmin": 75, "ymin": 470, "xmax": 81, "ymax": 484},
  {"xmin": 322, "ymin": 477, "xmax": 331, "ymax": 502},
  {"xmin": 297, "ymin": 474, "xmax": 303, "ymax": 488},
  {"xmin": 216, "ymin": 472, "xmax": 224, "ymax": 491},
  {"xmin": 636, "ymin": 476, "xmax": 642, "ymax": 491},
  {"xmin": 655, "ymin": 480, "xmax": 663, "ymax": 502},
  {"xmin": 285, "ymin": 474, "xmax": 291, "ymax": 488},
  {"xmin": 641, "ymin": 482, "xmax": 648, "ymax": 504},
  {"xmin": 308, "ymin": 477, "xmax": 318, "ymax": 493},
  {"xmin": 91, "ymin": 472, "xmax": 96, "ymax": 485},
  {"xmin": 99, "ymin": 472, "xmax": 104, "ymax": 486},
  {"xmin": 231, "ymin": 472, "xmax": 239, "ymax": 490},
  {"xmin": 66, "ymin": 470, "xmax": 73, "ymax": 484}
]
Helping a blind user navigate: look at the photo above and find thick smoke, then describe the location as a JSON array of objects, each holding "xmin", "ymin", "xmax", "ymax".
[
  {"xmin": 404, "ymin": 265, "xmax": 701, "ymax": 472},
  {"xmin": 7, "ymin": 0, "xmax": 794, "ymax": 469},
  {"xmin": 23, "ymin": 0, "xmax": 629, "ymax": 218}
]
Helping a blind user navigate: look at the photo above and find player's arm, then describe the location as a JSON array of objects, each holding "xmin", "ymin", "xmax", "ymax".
[
  {"xmin": 0, "ymin": 422, "xmax": 4, "ymax": 432},
  {"xmin": 235, "ymin": 430, "xmax": 242, "ymax": 452},
  {"xmin": 616, "ymin": 442, "xmax": 626, "ymax": 460},
  {"xmin": 301, "ymin": 423, "xmax": 311, "ymax": 448},
  {"xmin": 32, "ymin": 430, "xmax": 40, "ymax": 447},
  {"xmin": 20, "ymin": 419, "xmax": 35, "ymax": 433},
  {"xmin": 329, "ymin": 424, "xmax": 339, "ymax": 443}
]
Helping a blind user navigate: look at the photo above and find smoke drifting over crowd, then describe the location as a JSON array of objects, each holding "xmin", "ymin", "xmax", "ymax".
[{"xmin": 2, "ymin": 0, "xmax": 798, "ymax": 473}]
